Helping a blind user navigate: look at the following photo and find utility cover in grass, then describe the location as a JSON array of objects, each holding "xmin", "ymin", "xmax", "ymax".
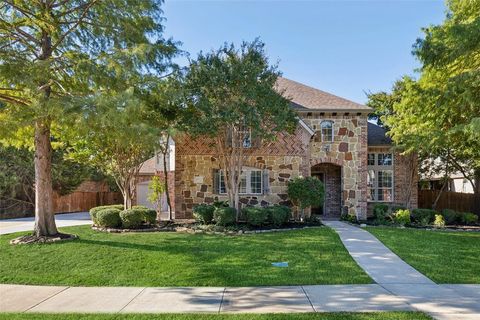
[{"xmin": 271, "ymin": 262, "xmax": 288, "ymax": 267}]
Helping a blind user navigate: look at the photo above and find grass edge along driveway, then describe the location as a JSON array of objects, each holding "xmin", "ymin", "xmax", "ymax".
[
  {"xmin": 366, "ymin": 226, "xmax": 480, "ymax": 284},
  {"xmin": 0, "ymin": 312, "xmax": 433, "ymax": 320},
  {"xmin": 0, "ymin": 225, "xmax": 372, "ymax": 287}
]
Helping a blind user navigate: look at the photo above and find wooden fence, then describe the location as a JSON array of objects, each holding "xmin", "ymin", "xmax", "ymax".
[
  {"xmin": 418, "ymin": 190, "xmax": 480, "ymax": 215},
  {"xmin": 53, "ymin": 191, "xmax": 123, "ymax": 214}
]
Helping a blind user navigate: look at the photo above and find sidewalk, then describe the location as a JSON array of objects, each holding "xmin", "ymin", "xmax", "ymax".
[{"xmin": 323, "ymin": 221, "xmax": 480, "ymax": 320}]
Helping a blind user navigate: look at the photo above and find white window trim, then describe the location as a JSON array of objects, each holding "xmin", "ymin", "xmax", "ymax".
[
  {"xmin": 231, "ymin": 127, "xmax": 252, "ymax": 148},
  {"xmin": 367, "ymin": 153, "xmax": 394, "ymax": 202},
  {"xmin": 320, "ymin": 120, "xmax": 334, "ymax": 143},
  {"xmin": 218, "ymin": 168, "xmax": 263, "ymax": 195}
]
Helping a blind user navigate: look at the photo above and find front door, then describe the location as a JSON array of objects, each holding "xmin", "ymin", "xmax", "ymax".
[{"xmin": 311, "ymin": 172, "xmax": 325, "ymax": 215}]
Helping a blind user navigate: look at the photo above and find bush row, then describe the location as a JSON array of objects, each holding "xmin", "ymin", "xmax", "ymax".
[
  {"xmin": 89, "ymin": 205, "xmax": 157, "ymax": 229},
  {"xmin": 372, "ymin": 204, "xmax": 478, "ymax": 227},
  {"xmin": 193, "ymin": 203, "xmax": 291, "ymax": 227}
]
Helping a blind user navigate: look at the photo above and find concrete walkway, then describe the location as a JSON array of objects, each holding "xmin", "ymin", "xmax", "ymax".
[
  {"xmin": 323, "ymin": 221, "xmax": 480, "ymax": 320},
  {"xmin": 1, "ymin": 283, "xmax": 478, "ymax": 317},
  {"xmin": 0, "ymin": 212, "xmax": 92, "ymax": 235}
]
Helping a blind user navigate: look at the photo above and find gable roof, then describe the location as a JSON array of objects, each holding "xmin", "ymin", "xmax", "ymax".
[
  {"xmin": 367, "ymin": 122, "xmax": 392, "ymax": 146},
  {"xmin": 276, "ymin": 77, "xmax": 371, "ymax": 112}
]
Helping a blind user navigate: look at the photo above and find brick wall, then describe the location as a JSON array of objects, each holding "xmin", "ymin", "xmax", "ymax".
[{"xmin": 174, "ymin": 125, "xmax": 311, "ymax": 218}]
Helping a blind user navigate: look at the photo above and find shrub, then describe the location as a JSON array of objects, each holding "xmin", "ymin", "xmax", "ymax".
[
  {"xmin": 243, "ymin": 207, "xmax": 269, "ymax": 226},
  {"xmin": 213, "ymin": 200, "xmax": 229, "ymax": 208},
  {"xmin": 267, "ymin": 205, "xmax": 291, "ymax": 227},
  {"xmin": 462, "ymin": 212, "xmax": 479, "ymax": 225},
  {"xmin": 287, "ymin": 177, "xmax": 325, "ymax": 210},
  {"xmin": 132, "ymin": 205, "xmax": 149, "ymax": 210},
  {"xmin": 373, "ymin": 204, "xmax": 388, "ymax": 217},
  {"xmin": 434, "ymin": 214, "xmax": 445, "ymax": 228},
  {"xmin": 441, "ymin": 209, "xmax": 460, "ymax": 225},
  {"xmin": 119, "ymin": 209, "xmax": 144, "ymax": 229},
  {"xmin": 193, "ymin": 204, "xmax": 215, "ymax": 224},
  {"xmin": 340, "ymin": 213, "xmax": 357, "ymax": 223},
  {"xmin": 213, "ymin": 207, "xmax": 236, "ymax": 226},
  {"xmin": 96, "ymin": 208, "xmax": 122, "ymax": 228},
  {"xmin": 411, "ymin": 209, "xmax": 437, "ymax": 226},
  {"xmin": 89, "ymin": 204, "xmax": 124, "ymax": 224},
  {"xmin": 143, "ymin": 209, "xmax": 157, "ymax": 225},
  {"xmin": 394, "ymin": 209, "xmax": 411, "ymax": 226}
]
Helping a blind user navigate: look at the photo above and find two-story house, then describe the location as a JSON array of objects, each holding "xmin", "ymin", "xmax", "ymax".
[{"xmin": 172, "ymin": 77, "xmax": 418, "ymax": 220}]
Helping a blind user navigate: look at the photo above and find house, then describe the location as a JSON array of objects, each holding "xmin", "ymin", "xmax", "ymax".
[{"xmin": 170, "ymin": 77, "xmax": 418, "ymax": 220}]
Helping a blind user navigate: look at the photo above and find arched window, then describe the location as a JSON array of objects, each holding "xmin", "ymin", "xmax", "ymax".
[{"xmin": 320, "ymin": 121, "xmax": 334, "ymax": 142}]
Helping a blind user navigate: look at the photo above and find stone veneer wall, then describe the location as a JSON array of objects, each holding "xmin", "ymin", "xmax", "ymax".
[
  {"xmin": 366, "ymin": 146, "xmax": 418, "ymax": 216},
  {"xmin": 300, "ymin": 113, "xmax": 369, "ymax": 220},
  {"xmin": 174, "ymin": 125, "xmax": 311, "ymax": 219}
]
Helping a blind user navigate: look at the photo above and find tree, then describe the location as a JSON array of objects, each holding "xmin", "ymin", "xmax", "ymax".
[
  {"xmin": 0, "ymin": 146, "xmax": 108, "ymax": 216},
  {"xmin": 287, "ymin": 176, "xmax": 325, "ymax": 220},
  {"xmin": 144, "ymin": 77, "xmax": 184, "ymax": 220},
  {"xmin": 366, "ymin": 0, "xmax": 480, "ymax": 198},
  {"xmin": 182, "ymin": 40, "xmax": 297, "ymax": 218},
  {"xmin": 147, "ymin": 175, "xmax": 165, "ymax": 218},
  {"xmin": 70, "ymin": 91, "xmax": 162, "ymax": 210},
  {"xmin": 0, "ymin": 1, "xmax": 177, "ymax": 237}
]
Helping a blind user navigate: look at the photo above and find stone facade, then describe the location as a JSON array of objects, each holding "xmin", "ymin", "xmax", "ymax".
[
  {"xmin": 174, "ymin": 125, "xmax": 311, "ymax": 218},
  {"xmin": 302, "ymin": 112, "xmax": 369, "ymax": 219}
]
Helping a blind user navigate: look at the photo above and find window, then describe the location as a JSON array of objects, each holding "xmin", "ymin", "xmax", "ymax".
[
  {"xmin": 367, "ymin": 153, "xmax": 393, "ymax": 202},
  {"xmin": 217, "ymin": 169, "xmax": 263, "ymax": 194},
  {"xmin": 320, "ymin": 121, "xmax": 334, "ymax": 142}
]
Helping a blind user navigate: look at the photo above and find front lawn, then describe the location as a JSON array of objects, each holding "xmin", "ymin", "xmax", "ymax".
[
  {"xmin": 0, "ymin": 313, "xmax": 433, "ymax": 320},
  {"xmin": 0, "ymin": 225, "xmax": 371, "ymax": 286},
  {"xmin": 367, "ymin": 227, "xmax": 480, "ymax": 283}
]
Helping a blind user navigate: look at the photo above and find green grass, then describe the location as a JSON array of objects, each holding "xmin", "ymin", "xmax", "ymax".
[
  {"xmin": 0, "ymin": 225, "xmax": 371, "ymax": 286},
  {"xmin": 367, "ymin": 227, "xmax": 480, "ymax": 283},
  {"xmin": 0, "ymin": 313, "xmax": 433, "ymax": 320}
]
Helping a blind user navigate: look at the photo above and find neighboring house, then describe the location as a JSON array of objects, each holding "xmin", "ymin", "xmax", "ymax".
[
  {"xmin": 420, "ymin": 172, "xmax": 474, "ymax": 194},
  {"xmin": 173, "ymin": 77, "xmax": 418, "ymax": 220}
]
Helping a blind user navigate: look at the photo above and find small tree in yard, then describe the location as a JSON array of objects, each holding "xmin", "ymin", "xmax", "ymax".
[
  {"xmin": 70, "ymin": 91, "xmax": 161, "ymax": 210},
  {"xmin": 0, "ymin": 0, "xmax": 178, "ymax": 238},
  {"xmin": 148, "ymin": 175, "xmax": 165, "ymax": 219},
  {"xmin": 182, "ymin": 40, "xmax": 297, "ymax": 219},
  {"xmin": 287, "ymin": 177, "xmax": 325, "ymax": 220}
]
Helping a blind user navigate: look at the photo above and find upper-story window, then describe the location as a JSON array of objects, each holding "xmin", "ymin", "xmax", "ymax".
[
  {"xmin": 367, "ymin": 153, "xmax": 394, "ymax": 202},
  {"xmin": 226, "ymin": 126, "xmax": 252, "ymax": 148},
  {"xmin": 320, "ymin": 120, "xmax": 334, "ymax": 142}
]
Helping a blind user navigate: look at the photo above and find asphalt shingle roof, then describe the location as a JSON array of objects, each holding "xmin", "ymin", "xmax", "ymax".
[
  {"xmin": 276, "ymin": 77, "xmax": 372, "ymax": 112},
  {"xmin": 367, "ymin": 122, "xmax": 392, "ymax": 146}
]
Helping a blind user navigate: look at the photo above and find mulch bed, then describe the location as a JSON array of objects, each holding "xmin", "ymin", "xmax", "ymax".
[
  {"xmin": 91, "ymin": 220, "xmax": 324, "ymax": 235},
  {"xmin": 10, "ymin": 233, "xmax": 78, "ymax": 245}
]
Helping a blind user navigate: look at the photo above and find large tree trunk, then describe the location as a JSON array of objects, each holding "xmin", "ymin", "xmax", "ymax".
[{"xmin": 33, "ymin": 120, "xmax": 58, "ymax": 237}]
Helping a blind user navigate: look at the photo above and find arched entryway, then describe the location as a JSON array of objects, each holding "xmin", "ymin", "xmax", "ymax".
[{"xmin": 311, "ymin": 163, "xmax": 342, "ymax": 218}]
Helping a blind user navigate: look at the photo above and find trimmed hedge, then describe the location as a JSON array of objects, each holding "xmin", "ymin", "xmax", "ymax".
[
  {"xmin": 193, "ymin": 204, "xmax": 215, "ymax": 224},
  {"xmin": 119, "ymin": 209, "xmax": 144, "ymax": 229},
  {"xmin": 143, "ymin": 209, "xmax": 157, "ymax": 225},
  {"xmin": 267, "ymin": 205, "xmax": 291, "ymax": 227},
  {"xmin": 243, "ymin": 207, "xmax": 269, "ymax": 226},
  {"xmin": 213, "ymin": 207, "xmax": 236, "ymax": 226},
  {"xmin": 96, "ymin": 208, "xmax": 122, "ymax": 228},
  {"xmin": 89, "ymin": 204, "xmax": 124, "ymax": 224},
  {"xmin": 411, "ymin": 208, "xmax": 438, "ymax": 225}
]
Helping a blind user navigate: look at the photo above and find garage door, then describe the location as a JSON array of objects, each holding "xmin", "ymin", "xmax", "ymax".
[{"xmin": 136, "ymin": 181, "xmax": 168, "ymax": 211}]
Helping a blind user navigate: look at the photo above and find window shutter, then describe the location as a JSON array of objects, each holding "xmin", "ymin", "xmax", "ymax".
[
  {"xmin": 262, "ymin": 169, "xmax": 270, "ymax": 195},
  {"xmin": 213, "ymin": 169, "xmax": 219, "ymax": 194}
]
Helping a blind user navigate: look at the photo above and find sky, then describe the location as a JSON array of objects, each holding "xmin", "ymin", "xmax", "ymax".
[{"xmin": 162, "ymin": 0, "xmax": 446, "ymax": 104}]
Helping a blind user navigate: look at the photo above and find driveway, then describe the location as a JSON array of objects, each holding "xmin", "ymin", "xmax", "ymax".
[{"xmin": 0, "ymin": 212, "xmax": 91, "ymax": 235}]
